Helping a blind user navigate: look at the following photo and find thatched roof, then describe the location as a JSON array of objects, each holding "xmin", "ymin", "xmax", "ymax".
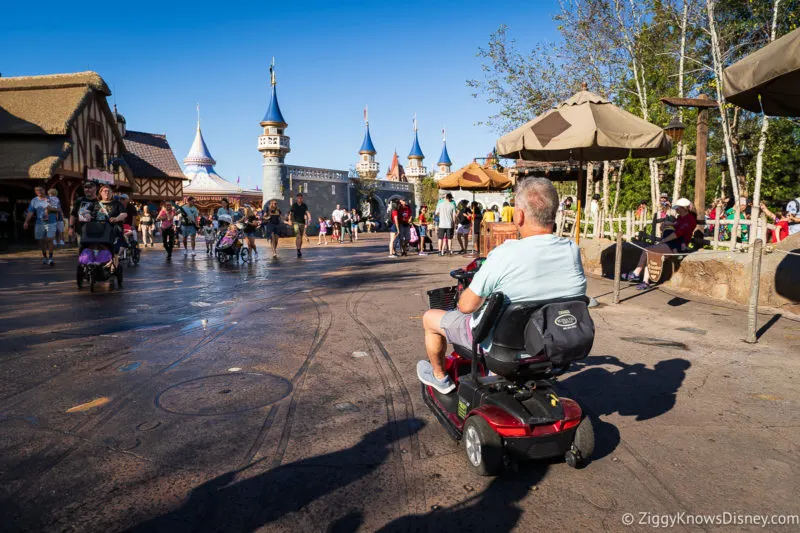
[
  {"xmin": 0, "ymin": 71, "xmax": 109, "ymax": 135},
  {"xmin": 0, "ymin": 137, "xmax": 73, "ymax": 179},
  {"xmin": 123, "ymin": 131, "xmax": 185, "ymax": 180}
]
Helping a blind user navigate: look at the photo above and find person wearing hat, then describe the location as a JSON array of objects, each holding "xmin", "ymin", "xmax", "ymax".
[{"xmin": 624, "ymin": 197, "xmax": 696, "ymax": 289}]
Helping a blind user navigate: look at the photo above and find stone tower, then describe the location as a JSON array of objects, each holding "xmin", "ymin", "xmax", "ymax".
[
  {"xmin": 258, "ymin": 61, "xmax": 290, "ymax": 205},
  {"xmin": 406, "ymin": 116, "xmax": 426, "ymax": 210},
  {"xmin": 435, "ymin": 129, "xmax": 452, "ymax": 180},
  {"xmin": 356, "ymin": 107, "xmax": 379, "ymax": 179}
]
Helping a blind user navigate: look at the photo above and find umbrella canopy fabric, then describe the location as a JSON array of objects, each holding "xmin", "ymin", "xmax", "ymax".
[
  {"xmin": 722, "ymin": 27, "xmax": 800, "ymax": 116},
  {"xmin": 437, "ymin": 162, "xmax": 513, "ymax": 191},
  {"xmin": 496, "ymin": 90, "xmax": 671, "ymax": 161}
]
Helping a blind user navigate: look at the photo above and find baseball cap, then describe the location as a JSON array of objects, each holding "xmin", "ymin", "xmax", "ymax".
[{"xmin": 674, "ymin": 198, "xmax": 691, "ymax": 208}]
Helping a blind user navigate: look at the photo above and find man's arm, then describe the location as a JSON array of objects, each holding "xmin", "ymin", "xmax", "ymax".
[
  {"xmin": 305, "ymin": 208, "xmax": 311, "ymax": 225},
  {"xmin": 23, "ymin": 205, "xmax": 34, "ymax": 229},
  {"xmin": 457, "ymin": 288, "xmax": 484, "ymax": 314}
]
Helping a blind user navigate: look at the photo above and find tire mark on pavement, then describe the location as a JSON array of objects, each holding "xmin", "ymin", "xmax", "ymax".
[
  {"xmin": 347, "ymin": 286, "xmax": 425, "ymax": 516},
  {"xmin": 268, "ymin": 293, "xmax": 333, "ymax": 468}
]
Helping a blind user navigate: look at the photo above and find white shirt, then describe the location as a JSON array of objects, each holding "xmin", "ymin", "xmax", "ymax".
[{"xmin": 332, "ymin": 209, "xmax": 346, "ymax": 223}]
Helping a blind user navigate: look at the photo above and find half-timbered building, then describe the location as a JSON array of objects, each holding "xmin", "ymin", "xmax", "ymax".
[
  {"xmin": 0, "ymin": 71, "xmax": 131, "ymax": 240},
  {"xmin": 117, "ymin": 111, "xmax": 184, "ymax": 205}
]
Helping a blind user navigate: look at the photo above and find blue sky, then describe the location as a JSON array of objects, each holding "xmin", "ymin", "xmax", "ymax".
[{"xmin": 3, "ymin": 0, "xmax": 557, "ymax": 190}]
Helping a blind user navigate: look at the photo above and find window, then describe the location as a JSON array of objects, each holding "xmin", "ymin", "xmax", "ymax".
[
  {"xmin": 331, "ymin": 184, "xmax": 335, "ymax": 194},
  {"xmin": 304, "ymin": 183, "xmax": 308, "ymax": 193},
  {"xmin": 94, "ymin": 145, "xmax": 104, "ymax": 169}
]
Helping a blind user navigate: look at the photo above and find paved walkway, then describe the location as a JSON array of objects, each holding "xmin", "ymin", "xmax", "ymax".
[{"xmin": 0, "ymin": 235, "xmax": 798, "ymax": 532}]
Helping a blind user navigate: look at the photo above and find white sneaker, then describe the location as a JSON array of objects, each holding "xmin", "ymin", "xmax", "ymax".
[
  {"xmin": 191, "ymin": 251, "xmax": 196, "ymax": 257},
  {"xmin": 42, "ymin": 257, "xmax": 48, "ymax": 264},
  {"xmin": 184, "ymin": 250, "xmax": 188, "ymax": 256}
]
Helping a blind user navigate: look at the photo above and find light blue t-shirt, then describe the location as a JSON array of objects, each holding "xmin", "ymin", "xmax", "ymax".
[
  {"xmin": 28, "ymin": 197, "xmax": 57, "ymax": 224},
  {"xmin": 469, "ymin": 233, "xmax": 587, "ymax": 348}
]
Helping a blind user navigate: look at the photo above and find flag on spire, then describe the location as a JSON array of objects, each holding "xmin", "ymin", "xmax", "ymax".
[
  {"xmin": 442, "ymin": 128, "xmax": 446, "ymax": 142},
  {"xmin": 413, "ymin": 113, "xmax": 417, "ymax": 132},
  {"xmin": 269, "ymin": 57, "xmax": 276, "ymax": 86},
  {"xmin": 364, "ymin": 105, "xmax": 368, "ymax": 125}
]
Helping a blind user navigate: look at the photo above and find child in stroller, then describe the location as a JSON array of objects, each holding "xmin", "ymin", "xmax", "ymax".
[
  {"xmin": 214, "ymin": 214, "xmax": 248, "ymax": 263},
  {"xmin": 77, "ymin": 221, "xmax": 123, "ymax": 291}
]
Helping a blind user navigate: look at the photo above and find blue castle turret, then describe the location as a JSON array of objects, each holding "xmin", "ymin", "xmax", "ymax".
[
  {"xmin": 435, "ymin": 129, "xmax": 452, "ymax": 180},
  {"xmin": 356, "ymin": 108, "xmax": 379, "ymax": 179},
  {"xmin": 258, "ymin": 60, "xmax": 290, "ymax": 204},
  {"xmin": 406, "ymin": 115, "xmax": 426, "ymax": 180}
]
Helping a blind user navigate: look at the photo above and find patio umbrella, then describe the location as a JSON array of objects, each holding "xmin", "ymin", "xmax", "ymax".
[
  {"xmin": 437, "ymin": 162, "xmax": 513, "ymax": 254},
  {"xmin": 496, "ymin": 85, "xmax": 671, "ymax": 241},
  {"xmin": 722, "ymin": 27, "xmax": 800, "ymax": 116},
  {"xmin": 436, "ymin": 161, "xmax": 513, "ymax": 191}
]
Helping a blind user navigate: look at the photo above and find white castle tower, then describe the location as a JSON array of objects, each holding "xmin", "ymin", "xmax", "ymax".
[
  {"xmin": 356, "ymin": 107, "xmax": 379, "ymax": 179},
  {"xmin": 258, "ymin": 60, "xmax": 290, "ymax": 204},
  {"xmin": 435, "ymin": 128, "xmax": 452, "ymax": 180}
]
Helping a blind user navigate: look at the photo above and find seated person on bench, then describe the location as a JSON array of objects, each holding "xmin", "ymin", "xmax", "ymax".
[{"xmin": 417, "ymin": 178, "xmax": 588, "ymax": 394}]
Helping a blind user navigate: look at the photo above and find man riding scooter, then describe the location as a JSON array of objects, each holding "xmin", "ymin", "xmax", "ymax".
[{"xmin": 417, "ymin": 177, "xmax": 587, "ymax": 393}]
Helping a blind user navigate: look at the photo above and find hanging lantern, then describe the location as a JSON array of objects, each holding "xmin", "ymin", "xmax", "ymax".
[
  {"xmin": 736, "ymin": 147, "xmax": 753, "ymax": 168},
  {"xmin": 664, "ymin": 116, "xmax": 686, "ymax": 143}
]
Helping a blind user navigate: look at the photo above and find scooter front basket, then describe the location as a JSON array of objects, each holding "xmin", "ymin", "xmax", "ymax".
[{"xmin": 427, "ymin": 286, "xmax": 459, "ymax": 311}]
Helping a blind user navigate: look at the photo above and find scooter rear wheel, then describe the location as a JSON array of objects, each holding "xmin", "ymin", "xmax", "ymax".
[
  {"xmin": 567, "ymin": 416, "xmax": 594, "ymax": 468},
  {"xmin": 463, "ymin": 416, "xmax": 504, "ymax": 476}
]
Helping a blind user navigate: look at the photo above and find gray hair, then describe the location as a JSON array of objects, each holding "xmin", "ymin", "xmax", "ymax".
[{"xmin": 514, "ymin": 177, "xmax": 559, "ymax": 228}]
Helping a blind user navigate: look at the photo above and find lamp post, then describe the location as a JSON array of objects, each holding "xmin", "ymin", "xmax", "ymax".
[{"xmin": 660, "ymin": 94, "xmax": 719, "ymax": 222}]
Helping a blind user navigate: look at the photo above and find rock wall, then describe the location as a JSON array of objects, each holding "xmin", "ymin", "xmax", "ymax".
[{"xmin": 578, "ymin": 234, "xmax": 800, "ymax": 316}]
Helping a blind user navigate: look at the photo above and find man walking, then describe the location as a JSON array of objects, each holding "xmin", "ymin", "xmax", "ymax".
[
  {"xmin": 24, "ymin": 186, "xmax": 58, "ymax": 265},
  {"xmin": 180, "ymin": 197, "xmax": 200, "ymax": 257},
  {"xmin": 289, "ymin": 193, "xmax": 311, "ymax": 257},
  {"xmin": 434, "ymin": 193, "xmax": 457, "ymax": 256}
]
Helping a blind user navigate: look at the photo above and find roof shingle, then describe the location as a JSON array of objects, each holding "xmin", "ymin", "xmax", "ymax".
[{"xmin": 122, "ymin": 130, "xmax": 185, "ymax": 180}]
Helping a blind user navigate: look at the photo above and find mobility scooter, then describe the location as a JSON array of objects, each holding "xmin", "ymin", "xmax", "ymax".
[{"xmin": 424, "ymin": 258, "xmax": 595, "ymax": 475}]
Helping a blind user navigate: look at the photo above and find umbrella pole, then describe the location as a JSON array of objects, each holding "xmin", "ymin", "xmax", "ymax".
[{"xmin": 575, "ymin": 161, "xmax": 585, "ymax": 244}]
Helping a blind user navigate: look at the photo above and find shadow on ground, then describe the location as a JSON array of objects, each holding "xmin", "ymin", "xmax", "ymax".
[
  {"xmin": 333, "ymin": 463, "xmax": 548, "ymax": 533},
  {"xmin": 125, "ymin": 418, "xmax": 424, "ymax": 533},
  {"xmin": 557, "ymin": 355, "xmax": 691, "ymax": 461}
]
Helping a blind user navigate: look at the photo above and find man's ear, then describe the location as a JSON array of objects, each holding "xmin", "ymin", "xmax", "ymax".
[{"xmin": 514, "ymin": 208, "xmax": 524, "ymax": 227}]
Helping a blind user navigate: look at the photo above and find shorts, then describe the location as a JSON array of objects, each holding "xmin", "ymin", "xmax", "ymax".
[
  {"xmin": 57, "ymin": 220, "xmax": 64, "ymax": 232},
  {"xmin": 264, "ymin": 223, "xmax": 280, "ymax": 238},
  {"xmin": 440, "ymin": 310, "xmax": 473, "ymax": 349},
  {"xmin": 456, "ymin": 224, "xmax": 471, "ymax": 235},
  {"xmin": 418, "ymin": 226, "xmax": 427, "ymax": 238},
  {"xmin": 183, "ymin": 226, "xmax": 197, "ymax": 237},
  {"xmin": 35, "ymin": 222, "xmax": 56, "ymax": 240},
  {"xmin": 437, "ymin": 227, "xmax": 454, "ymax": 239},
  {"xmin": 293, "ymin": 223, "xmax": 306, "ymax": 235}
]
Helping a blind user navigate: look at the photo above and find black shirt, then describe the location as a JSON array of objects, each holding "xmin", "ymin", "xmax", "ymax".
[
  {"xmin": 265, "ymin": 208, "xmax": 282, "ymax": 225},
  {"xmin": 124, "ymin": 204, "xmax": 138, "ymax": 227},
  {"xmin": 472, "ymin": 209, "xmax": 483, "ymax": 232},
  {"xmin": 290, "ymin": 202, "xmax": 309, "ymax": 224},
  {"xmin": 71, "ymin": 196, "xmax": 99, "ymax": 231},
  {"xmin": 243, "ymin": 215, "xmax": 259, "ymax": 234},
  {"xmin": 458, "ymin": 207, "xmax": 472, "ymax": 226}
]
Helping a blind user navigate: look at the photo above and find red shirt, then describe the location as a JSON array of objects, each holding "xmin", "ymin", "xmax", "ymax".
[
  {"xmin": 772, "ymin": 220, "xmax": 789, "ymax": 243},
  {"xmin": 674, "ymin": 213, "xmax": 697, "ymax": 244},
  {"xmin": 395, "ymin": 205, "xmax": 412, "ymax": 225}
]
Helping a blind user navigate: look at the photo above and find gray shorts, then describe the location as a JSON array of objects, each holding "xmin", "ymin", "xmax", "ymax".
[{"xmin": 440, "ymin": 310, "xmax": 473, "ymax": 348}]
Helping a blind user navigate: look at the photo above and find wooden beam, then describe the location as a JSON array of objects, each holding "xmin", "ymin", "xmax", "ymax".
[{"xmin": 660, "ymin": 96, "xmax": 718, "ymax": 109}]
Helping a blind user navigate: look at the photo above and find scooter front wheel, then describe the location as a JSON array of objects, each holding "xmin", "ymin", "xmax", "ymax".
[{"xmin": 463, "ymin": 416, "xmax": 504, "ymax": 476}]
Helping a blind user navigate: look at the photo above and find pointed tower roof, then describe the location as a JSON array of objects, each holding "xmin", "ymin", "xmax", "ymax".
[
  {"xmin": 359, "ymin": 123, "xmax": 376, "ymax": 154},
  {"xmin": 261, "ymin": 62, "xmax": 287, "ymax": 127},
  {"xmin": 438, "ymin": 140, "xmax": 452, "ymax": 166},
  {"xmin": 183, "ymin": 121, "xmax": 216, "ymax": 167},
  {"xmin": 408, "ymin": 131, "xmax": 424, "ymax": 159},
  {"xmin": 386, "ymin": 150, "xmax": 407, "ymax": 182},
  {"xmin": 261, "ymin": 85, "xmax": 287, "ymax": 126}
]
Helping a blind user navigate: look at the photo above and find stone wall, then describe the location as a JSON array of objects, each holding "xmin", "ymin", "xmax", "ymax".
[{"xmin": 578, "ymin": 234, "xmax": 800, "ymax": 316}]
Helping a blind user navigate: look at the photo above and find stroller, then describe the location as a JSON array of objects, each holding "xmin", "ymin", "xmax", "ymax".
[
  {"xmin": 77, "ymin": 221, "xmax": 123, "ymax": 291},
  {"xmin": 393, "ymin": 223, "xmax": 422, "ymax": 254},
  {"xmin": 215, "ymin": 216, "xmax": 249, "ymax": 263},
  {"xmin": 118, "ymin": 224, "xmax": 140, "ymax": 267}
]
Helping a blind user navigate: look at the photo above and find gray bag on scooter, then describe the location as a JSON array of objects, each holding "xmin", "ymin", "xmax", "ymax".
[{"xmin": 523, "ymin": 298, "xmax": 595, "ymax": 366}]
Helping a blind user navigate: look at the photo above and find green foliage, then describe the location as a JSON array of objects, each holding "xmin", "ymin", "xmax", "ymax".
[{"xmin": 419, "ymin": 176, "xmax": 440, "ymax": 209}]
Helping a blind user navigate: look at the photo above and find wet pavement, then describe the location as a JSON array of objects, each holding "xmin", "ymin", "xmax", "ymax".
[{"xmin": 1, "ymin": 236, "xmax": 798, "ymax": 532}]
